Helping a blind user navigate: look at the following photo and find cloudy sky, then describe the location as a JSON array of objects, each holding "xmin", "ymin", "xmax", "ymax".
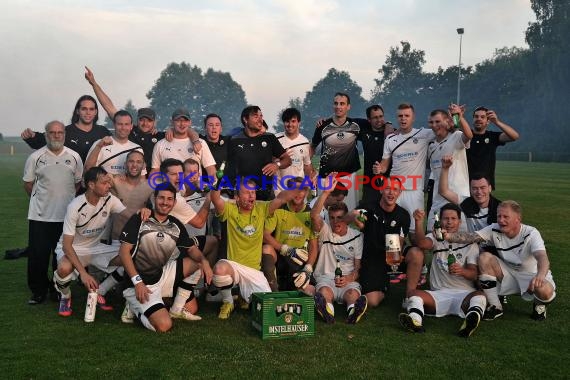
[{"xmin": 0, "ymin": 0, "xmax": 534, "ymax": 136}]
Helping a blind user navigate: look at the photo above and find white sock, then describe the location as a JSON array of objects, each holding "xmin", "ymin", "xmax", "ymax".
[
  {"xmin": 347, "ymin": 303, "xmax": 355, "ymax": 311},
  {"xmin": 98, "ymin": 268, "xmax": 124, "ymax": 296},
  {"xmin": 221, "ymin": 288, "xmax": 233, "ymax": 304},
  {"xmin": 407, "ymin": 296, "xmax": 424, "ymax": 324},
  {"xmin": 171, "ymin": 278, "xmax": 194, "ymax": 313},
  {"xmin": 479, "ymin": 274, "xmax": 501, "ymax": 309},
  {"xmin": 468, "ymin": 295, "xmax": 487, "ymax": 316}
]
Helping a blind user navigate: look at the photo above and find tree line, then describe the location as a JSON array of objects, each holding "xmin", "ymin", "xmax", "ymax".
[{"xmin": 109, "ymin": 0, "xmax": 568, "ymax": 154}]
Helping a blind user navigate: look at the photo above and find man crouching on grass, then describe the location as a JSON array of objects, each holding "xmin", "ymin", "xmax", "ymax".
[
  {"xmin": 443, "ymin": 200, "xmax": 556, "ymax": 321},
  {"xmin": 119, "ymin": 183, "xmax": 213, "ymax": 332}
]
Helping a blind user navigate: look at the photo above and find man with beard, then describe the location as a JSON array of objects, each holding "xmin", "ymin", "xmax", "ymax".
[
  {"xmin": 21, "ymin": 95, "xmax": 111, "ymax": 163},
  {"xmin": 119, "ymin": 183, "xmax": 213, "ymax": 332},
  {"xmin": 23, "ymin": 121, "xmax": 83, "ymax": 304},
  {"xmin": 226, "ymin": 105, "xmax": 292, "ymax": 200},
  {"xmin": 466, "ymin": 107, "xmax": 519, "ymax": 188},
  {"xmin": 53, "ymin": 167, "xmax": 127, "ymax": 317}
]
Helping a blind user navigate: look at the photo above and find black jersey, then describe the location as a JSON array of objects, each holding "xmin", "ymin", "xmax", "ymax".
[
  {"xmin": 25, "ymin": 124, "xmax": 111, "ymax": 163},
  {"xmin": 120, "ymin": 212, "xmax": 195, "ymax": 285},
  {"xmin": 129, "ymin": 127, "xmax": 165, "ymax": 173},
  {"xmin": 312, "ymin": 118, "xmax": 362, "ymax": 177},
  {"xmin": 466, "ymin": 130, "xmax": 505, "ymax": 188}
]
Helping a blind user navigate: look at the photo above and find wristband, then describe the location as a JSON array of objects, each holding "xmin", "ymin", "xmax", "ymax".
[{"xmin": 131, "ymin": 274, "xmax": 143, "ymax": 285}]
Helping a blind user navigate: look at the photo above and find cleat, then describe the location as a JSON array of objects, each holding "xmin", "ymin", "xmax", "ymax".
[
  {"xmin": 58, "ymin": 297, "xmax": 72, "ymax": 317},
  {"xmin": 500, "ymin": 295, "xmax": 508, "ymax": 305},
  {"xmin": 398, "ymin": 312, "xmax": 425, "ymax": 333},
  {"xmin": 170, "ymin": 307, "xmax": 202, "ymax": 321},
  {"xmin": 458, "ymin": 310, "xmax": 481, "ymax": 337},
  {"xmin": 28, "ymin": 293, "xmax": 47, "ymax": 305},
  {"xmin": 236, "ymin": 296, "xmax": 250, "ymax": 310},
  {"xmin": 314, "ymin": 293, "xmax": 335, "ymax": 324},
  {"xmin": 97, "ymin": 294, "xmax": 114, "ymax": 311},
  {"xmin": 121, "ymin": 303, "xmax": 134, "ymax": 324},
  {"xmin": 483, "ymin": 305, "xmax": 504, "ymax": 321},
  {"xmin": 218, "ymin": 301, "xmax": 234, "ymax": 320},
  {"xmin": 531, "ymin": 303, "xmax": 547, "ymax": 321},
  {"xmin": 346, "ymin": 295, "xmax": 368, "ymax": 324}
]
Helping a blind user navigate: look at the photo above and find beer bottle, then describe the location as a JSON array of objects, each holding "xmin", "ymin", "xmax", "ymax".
[
  {"xmin": 356, "ymin": 209, "xmax": 367, "ymax": 223},
  {"xmin": 452, "ymin": 114, "xmax": 460, "ymax": 129},
  {"xmin": 434, "ymin": 212, "xmax": 444, "ymax": 241},
  {"xmin": 335, "ymin": 259, "xmax": 342, "ymax": 280},
  {"xmin": 216, "ymin": 161, "xmax": 226, "ymax": 180},
  {"xmin": 447, "ymin": 245, "xmax": 456, "ymax": 268}
]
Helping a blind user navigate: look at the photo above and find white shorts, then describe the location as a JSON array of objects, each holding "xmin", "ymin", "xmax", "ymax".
[
  {"xmin": 396, "ymin": 190, "xmax": 423, "ymax": 233},
  {"xmin": 425, "ymin": 288, "xmax": 474, "ymax": 318},
  {"xmin": 55, "ymin": 241, "xmax": 120, "ymax": 274},
  {"xmin": 123, "ymin": 259, "xmax": 179, "ymax": 322},
  {"xmin": 222, "ymin": 259, "xmax": 271, "ymax": 302},
  {"xmin": 497, "ymin": 260, "xmax": 556, "ymax": 299},
  {"xmin": 315, "ymin": 278, "xmax": 361, "ymax": 304}
]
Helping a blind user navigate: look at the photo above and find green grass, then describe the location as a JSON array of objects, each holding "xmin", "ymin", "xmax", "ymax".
[{"xmin": 0, "ymin": 155, "xmax": 568, "ymax": 379}]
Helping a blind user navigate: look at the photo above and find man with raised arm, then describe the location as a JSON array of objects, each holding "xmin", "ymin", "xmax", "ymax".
[
  {"xmin": 209, "ymin": 178, "xmax": 305, "ymax": 319},
  {"xmin": 399, "ymin": 204, "xmax": 486, "ymax": 337}
]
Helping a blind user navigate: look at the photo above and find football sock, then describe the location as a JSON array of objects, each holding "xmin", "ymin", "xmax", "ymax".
[
  {"xmin": 53, "ymin": 271, "xmax": 73, "ymax": 298},
  {"xmin": 213, "ymin": 274, "xmax": 234, "ymax": 304},
  {"xmin": 479, "ymin": 274, "xmax": 501, "ymax": 308},
  {"xmin": 407, "ymin": 296, "xmax": 424, "ymax": 324},
  {"xmin": 468, "ymin": 295, "xmax": 487, "ymax": 316},
  {"xmin": 172, "ymin": 280, "xmax": 194, "ymax": 313},
  {"xmin": 98, "ymin": 268, "xmax": 124, "ymax": 296}
]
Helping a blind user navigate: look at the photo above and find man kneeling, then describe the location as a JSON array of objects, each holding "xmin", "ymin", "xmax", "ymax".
[
  {"xmin": 119, "ymin": 183, "xmax": 213, "ymax": 332},
  {"xmin": 399, "ymin": 204, "xmax": 486, "ymax": 337}
]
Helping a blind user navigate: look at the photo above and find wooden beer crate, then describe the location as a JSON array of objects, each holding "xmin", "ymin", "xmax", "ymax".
[{"xmin": 251, "ymin": 291, "xmax": 315, "ymax": 340}]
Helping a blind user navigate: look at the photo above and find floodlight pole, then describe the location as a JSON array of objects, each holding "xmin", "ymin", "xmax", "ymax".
[{"xmin": 456, "ymin": 28, "xmax": 464, "ymax": 105}]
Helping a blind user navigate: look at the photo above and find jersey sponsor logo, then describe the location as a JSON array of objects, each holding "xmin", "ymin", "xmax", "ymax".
[
  {"xmin": 238, "ymin": 224, "xmax": 256, "ymax": 236},
  {"xmin": 283, "ymin": 227, "xmax": 304, "ymax": 238}
]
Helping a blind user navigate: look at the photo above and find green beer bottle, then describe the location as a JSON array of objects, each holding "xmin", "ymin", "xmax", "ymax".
[
  {"xmin": 447, "ymin": 245, "xmax": 456, "ymax": 267},
  {"xmin": 335, "ymin": 259, "xmax": 342, "ymax": 281},
  {"xmin": 434, "ymin": 212, "xmax": 444, "ymax": 241}
]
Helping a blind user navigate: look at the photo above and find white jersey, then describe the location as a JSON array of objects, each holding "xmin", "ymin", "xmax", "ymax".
[
  {"xmin": 427, "ymin": 234, "xmax": 479, "ymax": 291},
  {"xmin": 184, "ymin": 191, "xmax": 207, "ymax": 236},
  {"xmin": 275, "ymin": 132, "xmax": 311, "ymax": 191},
  {"xmin": 168, "ymin": 192, "xmax": 198, "ymax": 226},
  {"xmin": 428, "ymin": 131, "xmax": 470, "ymax": 212},
  {"xmin": 151, "ymin": 137, "xmax": 216, "ymax": 174},
  {"xmin": 314, "ymin": 223, "xmax": 362, "ymax": 282},
  {"xmin": 476, "ymin": 223, "xmax": 546, "ymax": 273},
  {"xmin": 23, "ymin": 146, "xmax": 83, "ymax": 222},
  {"xmin": 383, "ymin": 128, "xmax": 435, "ymax": 191},
  {"xmin": 87, "ymin": 137, "xmax": 143, "ymax": 175},
  {"xmin": 61, "ymin": 193, "xmax": 126, "ymax": 248}
]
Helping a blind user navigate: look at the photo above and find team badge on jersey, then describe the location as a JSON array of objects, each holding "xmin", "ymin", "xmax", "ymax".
[
  {"xmin": 102, "ymin": 211, "xmax": 108, "ymax": 217},
  {"xmin": 220, "ymin": 139, "xmax": 225, "ymax": 146},
  {"xmin": 65, "ymin": 159, "xmax": 71, "ymax": 165},
  {"xmin": 261, "ymin": 141, "xmax": 267, "ymax": 148},
  {"xmin": 485, "ymin": 138, "xmax": 490, "ymax": 144},
  {"xmin": 156, "ymin": 232, "xmax": 165, "ymax": 242},
  {"xmin": 413, "ymin": 138, "xmax": 418, "ymax": 144},
  {"xmin": 152, "ymin": 138, "xmax": 157, "ymax": 143},
  {"xmin": 337, "ymin": 132, "xmax": 345, "ymax": 139}
]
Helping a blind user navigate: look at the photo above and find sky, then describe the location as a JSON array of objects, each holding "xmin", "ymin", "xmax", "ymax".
[{"xmin": 0, "ymin": 0, "xmax": 535, "ymax": 136}]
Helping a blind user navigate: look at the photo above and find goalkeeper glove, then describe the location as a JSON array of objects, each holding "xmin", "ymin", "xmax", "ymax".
[
  {"xmin": 280, "ymin": 244, "xmax": 309, "ymax": 266},
  {"xmin": 293, "ymin": 264, "xmax": 313, "ymax": 289}
]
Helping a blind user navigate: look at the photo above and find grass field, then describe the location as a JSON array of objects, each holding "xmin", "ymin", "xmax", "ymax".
[{"xmin": 0, "ymin": 153, "xmax": 568, "ymax": 379}]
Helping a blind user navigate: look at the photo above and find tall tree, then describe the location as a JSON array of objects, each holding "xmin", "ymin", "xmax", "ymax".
[{"xmin": 146, "ymin": 62, "xmax": 247, "ymax": 132}]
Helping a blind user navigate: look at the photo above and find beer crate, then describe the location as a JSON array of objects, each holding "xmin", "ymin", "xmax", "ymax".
[{"xmin": 251, "ymin": 291, "xmax": 315, "ymax": 340}]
